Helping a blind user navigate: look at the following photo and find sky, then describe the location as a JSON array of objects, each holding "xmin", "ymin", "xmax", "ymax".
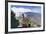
[
  {"xmin": 11, "ymin": 5, "xmax": 41, "ymax": 14},
  {"xmin": 11, "ymin": 6, "xmax": 41, "ymax": 17}
]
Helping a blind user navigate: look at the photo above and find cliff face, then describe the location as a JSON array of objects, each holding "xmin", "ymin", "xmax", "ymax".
[{"xmin": 11, "ymin": 11, "xmax": 19, "ymax": 28}]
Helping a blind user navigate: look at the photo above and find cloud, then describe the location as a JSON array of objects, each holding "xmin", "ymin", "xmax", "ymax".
[
  {"xmin": 11, "ymin": 7, "xmax": 31, "ymax": 13},
  {"xmin": 11, "ymin": 7, "xmax": 31, "ymax": 17}
]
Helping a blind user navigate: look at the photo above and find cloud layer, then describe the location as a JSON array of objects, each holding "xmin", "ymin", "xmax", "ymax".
[
  {"xmin": 11, "ymin": 7, "xmax": 31, "ymax": 17},
  {"xmin": 11, "ymin": 7, "xmax": 31, "ymax": 13}
]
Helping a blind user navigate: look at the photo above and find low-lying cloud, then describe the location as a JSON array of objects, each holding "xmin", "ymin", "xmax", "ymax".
[{"xmin": 11, "ymin": 7, "xmax": 31, "ymax": 17}]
